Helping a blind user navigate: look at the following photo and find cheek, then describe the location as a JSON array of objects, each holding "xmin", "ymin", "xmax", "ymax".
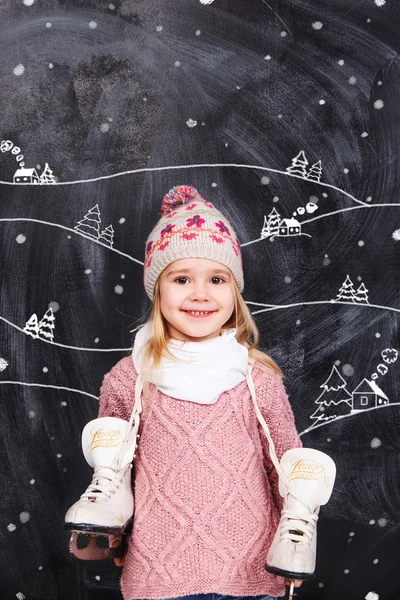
[
  {"xmin": 220, "ymin": 288, "xmax": 235, "ymax": 313},
  {"xmin": 160, "ymin": 286, "xmax": 183, "ymax": 314},
  {"xmin": 159, "ymin": 285, "xmax": 171, "ymax": 317}
]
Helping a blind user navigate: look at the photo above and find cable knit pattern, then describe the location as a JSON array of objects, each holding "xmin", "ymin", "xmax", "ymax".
[{"xmin": 98, "ymin": 357, "xmax": 302, "ymax": 600}]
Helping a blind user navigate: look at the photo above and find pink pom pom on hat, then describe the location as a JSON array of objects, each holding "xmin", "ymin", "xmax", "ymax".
[{"xmin": 143, "ymin": 185, "xmax": 244, "ymax": 300}]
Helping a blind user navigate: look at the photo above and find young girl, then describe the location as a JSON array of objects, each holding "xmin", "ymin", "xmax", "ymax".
[{"xmin": 98, "ymin": 185, "xmax": 303, "ymax": 600}]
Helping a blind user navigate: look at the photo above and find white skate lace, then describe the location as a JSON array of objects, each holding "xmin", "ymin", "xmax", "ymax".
[
  {"xmin": 81, "ymin": 375, "xmax": 144, "ymax": 503},
  {"xmin": 81, "ymin": 464, "xmax": 132, "ymax": 502},
  {"xmin": 280, "ymin": 507, "xmax": 319, "ymax": 544},
  {"xmin": 246, "ymin": 371, "xmax": 320, "ymax": 546}
]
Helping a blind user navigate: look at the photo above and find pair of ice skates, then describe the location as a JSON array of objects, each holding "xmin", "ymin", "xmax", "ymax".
[{"xmin": 65, "ymin": 372, "xmax": 336, "ymax": 599}]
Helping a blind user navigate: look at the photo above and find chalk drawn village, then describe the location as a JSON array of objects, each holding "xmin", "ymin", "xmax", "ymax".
[
  {"xmin": 308, "ymin": 348, "xmax": 398, "ymax": 431},
  {"xmin": 1, "ymin": 138, "xmax": 57, "ymax": 184},
  {"xmin": 260, "ymin": 151, "xmax": 321, "ymax": 240},
  {"xmin": 13, "ymin": 163, "xmax": 56, "ymax": 184}
]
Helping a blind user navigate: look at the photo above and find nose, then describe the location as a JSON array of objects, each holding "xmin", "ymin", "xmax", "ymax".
[{"xmin": 189, "ymin": 281, "xmax": 210, "ymax": 301}]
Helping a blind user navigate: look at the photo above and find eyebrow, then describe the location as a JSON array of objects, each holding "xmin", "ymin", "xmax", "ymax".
[{"xmin": 166, "ymin": 268, "xmax": 231, "ymax": 277}]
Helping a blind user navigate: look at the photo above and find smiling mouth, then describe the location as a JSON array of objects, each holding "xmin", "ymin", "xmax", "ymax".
[{"xmin": 183, "ymin": 310, "xmax": 215, "ymax": 317}]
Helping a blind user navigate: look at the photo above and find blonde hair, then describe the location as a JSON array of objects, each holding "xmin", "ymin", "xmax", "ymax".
[{"xmin": 139, "ymin": 274, "xmax": 282, "ymax": 380}]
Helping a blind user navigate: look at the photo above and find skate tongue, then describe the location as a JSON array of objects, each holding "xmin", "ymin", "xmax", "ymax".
[
  {"xmin": 92, "ymin": 466, "xmax": 115, "ymax": 488},
  {"xmin": 286, "ymin": 478, "xmax": 323, "ymax": 516},
  {"xmin": 82, "ymin": 417, "xmax": 136, "ymax": 470},
  {"xmin": 286, "ymin": 461, "xmax": 325, "ymax": 515},
  {"xmin": 279, "ymin": 448, "xmax": 336, "ymax": 511}
]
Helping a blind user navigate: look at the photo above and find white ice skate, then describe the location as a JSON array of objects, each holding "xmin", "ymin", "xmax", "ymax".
[
  {"xmin": 246, "ymin": 371, "xmax": 336, "ymax": 598},
  {"xmin": 266, "ymin": 447, "xmax": 336, "ymax": 579},
  {"xmin": 65, "ymin": 376, "xmax": 143, "ymax": 560}
]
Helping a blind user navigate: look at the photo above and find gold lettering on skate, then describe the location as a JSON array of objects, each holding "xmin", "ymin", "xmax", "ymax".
[
  {"xmin": 288, "ymin": 459, "xmax": 324, "ymax": 482},
  {"xmin": 89, "ymin": 427, "xmax": 122, "ymax": 451}
]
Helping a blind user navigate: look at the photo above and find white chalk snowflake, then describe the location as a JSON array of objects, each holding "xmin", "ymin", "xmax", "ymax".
[
  {"xmin": 374, "ymin": 0, "xmax": 386, "ymax": 6},
  {"xmin": 365, "ymin": 592, "xmax": 379, "ymax": 600},
  {"xmin": 392, "ymin": 229, "xmax": 400, "ymax": 241},
  {"xmin": 370, "ymin": 437, "xmax": 382, "ymax": 449},
  {"xmin": 13, "ymin": 64, "xmax": 25, "ymax": 76},
  {"xmin": 200, "ymin": 0, "xmax": 215, "ymax": 4},
  {"xmin": 186, "ymin": 118, "xmax": 197, "ymax": 128},
  {"xmin": 0, "ymin": 358, "xmax": 8, "ymax": 371}
]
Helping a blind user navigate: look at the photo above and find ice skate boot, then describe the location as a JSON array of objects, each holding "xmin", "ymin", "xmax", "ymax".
[
  {"xmin": 266, "ymin": 448, "xmax": 336, "ymax": 581},
  {"xmin": 65, "ymin": 413, "xmax": 140, "ymax": 560}
]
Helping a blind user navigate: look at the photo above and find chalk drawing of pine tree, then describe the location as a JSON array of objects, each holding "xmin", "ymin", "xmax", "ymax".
[
  {"xmin": 99, "ymin": 224, "xmax": 114, "ymax": 247},
  {"xmin": 266, "ymin": 207, "xmax": 281, "ymax": 236},
  {"xmin": 310, "ymin": 366, "xmax": 352, "ymax": 427},
  {"xmin": 336, "ymin": 275, "xmax": 357, "ymax": 303},
  {"xmin": 75, "ymin": 204, "xmax": 101, "ymax": 240},
  {"xmin": 286, "ymin": 150, "xmax": 309, "ymax": 177},
  {"xmin": 24, "ymin": 314, "xmax": 40, "ymax": 339},
  {"xmin": 306, "ymin": 160, "xmax": 322, "ymax": 182},
  {"xmin": 354, "ymin": 282, "xmax": 369, "ymax": 304},
  {"xmin": 260, "ymin": 215, "xmax": 269, "ymax": 238},
  {"xmin": 38, "ymin": 308, "xmax": 55, "ymax": 342},
  {"xmin": 39, "ymin": 163, "xmax": 56, "ymax": 184}
]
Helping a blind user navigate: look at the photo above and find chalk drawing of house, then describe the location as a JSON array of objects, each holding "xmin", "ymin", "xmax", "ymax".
[
  {"xmin": 13, "ymin": 167, "xmax": 39, "ymax": 184},
  {"xmin": 352, "ymin": 378, "xmax": 389, "ymax": 412},
  {"xmin": 279, "ymin": 218, "xmax": 301, "ymax": 236}
]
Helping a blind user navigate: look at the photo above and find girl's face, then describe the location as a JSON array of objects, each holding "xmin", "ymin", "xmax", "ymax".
[{"xmin": 159, "ymin": 258, "xmax": 235, "ymax": 342}]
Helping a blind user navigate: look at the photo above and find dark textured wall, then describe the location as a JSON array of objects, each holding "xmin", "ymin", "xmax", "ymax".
[{"xmin": 0, "ymin": 1, "xmax": 399, "ymax": 599}]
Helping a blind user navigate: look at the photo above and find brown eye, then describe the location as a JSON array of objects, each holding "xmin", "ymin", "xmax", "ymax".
[
  {"xmin": 175, "ymin": 277, "xmax": 188, "ymax": 285},
  {"xmin": 211, "ymin": 277, "xmax": 224, "ymax": 284}
]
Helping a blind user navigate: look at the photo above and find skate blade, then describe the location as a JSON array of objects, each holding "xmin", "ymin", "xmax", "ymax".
[
  {"xmin": 265, "ymin": 563, "xmax": 314, "ymax": 580},
  {"xmin": 65, "ymin": 517, "xmax": 133, "ymax": 536},
  {"xmin": 68, "ymin": 531, "xmax": 125, "ymax": 560}
]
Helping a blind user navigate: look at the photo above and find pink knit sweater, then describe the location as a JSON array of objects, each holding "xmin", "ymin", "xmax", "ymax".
[{"xmin": 98, "ymin": 356, "xmax": 302, "ymax": 600}]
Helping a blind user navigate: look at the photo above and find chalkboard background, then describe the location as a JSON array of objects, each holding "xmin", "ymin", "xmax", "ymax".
[{"xmin": 1, "ymin": 1, "xmax": 399, "ymax": 599}]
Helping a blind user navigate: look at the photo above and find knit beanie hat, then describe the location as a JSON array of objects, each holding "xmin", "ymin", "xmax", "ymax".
[{"xmin": 143, "ymin": 185, "xmax": 244, "ymax": 300}]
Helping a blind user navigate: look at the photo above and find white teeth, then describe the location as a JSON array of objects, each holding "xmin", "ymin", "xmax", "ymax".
[{"xmin": 187, "ymin": 311, "xmax": 210, "ymax": 315}]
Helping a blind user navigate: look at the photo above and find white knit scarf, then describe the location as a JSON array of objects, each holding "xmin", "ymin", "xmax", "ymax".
[{"xmin": 132, "ymin": 321, "xmax": 249, "ymax": 404}]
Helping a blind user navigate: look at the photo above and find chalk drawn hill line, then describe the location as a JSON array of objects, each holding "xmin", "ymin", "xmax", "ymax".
[
  {"xmin": 246, "ymin": 299, "xmax": 400, "ymax": 316},
  {"xmin": 0, "ymin": 218, "xmax": 144, "ymax": 266},
  {"xmin": 0, "ymin": 162, "xmax": 369, "ymax": 206},
  {"xmin": 299, "ymin": 402, "xmax": 400, "ymax": 437},
  {"xmin": 0, "ymin": 380, "xmax": 98, "ymax": 400},
  {"xmin": 0, "ymin": 315, "xmax": 131, "ymax": 352}
]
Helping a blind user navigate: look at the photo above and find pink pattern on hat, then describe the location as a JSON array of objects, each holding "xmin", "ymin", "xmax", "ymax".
[
  {"xmin": 210, "ymin": 234, "xmax": 224, "ymax": 244},
  {"xmin": 162, "ymin": 210, "xmax": 178, "ymax": 219},
  {"xmin": 160, "ymin": 224, "xmax": 175, "ymax": 238},
  {"xmin": 215, "ymin": 220, "xmax": 231, "ymax": 236},
  {"xmin": 186, "ymin": 214, "xmax": 206, "ymax": 228}
]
